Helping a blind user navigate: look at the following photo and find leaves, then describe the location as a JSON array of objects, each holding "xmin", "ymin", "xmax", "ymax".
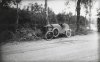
[{"xmin": 0, "ymin": 0, "xmax": 21, "ymax": 8}]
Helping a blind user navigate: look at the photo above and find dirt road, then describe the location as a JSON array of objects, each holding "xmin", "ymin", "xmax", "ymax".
[{"xmin": 1, "ymin": 32, "xmax": 99, "ymax": 62}]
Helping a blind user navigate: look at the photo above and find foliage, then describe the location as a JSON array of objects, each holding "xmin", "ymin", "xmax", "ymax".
[
  {"xmin": 97, "ymin": 12, "xmax": 100, "ymax": 16},
  {"xmin": 13, "ymin": 28, "xmax": 41, "ymax": 41},
  {"xmin": 0, "ymin": 0, "xmax": 21, "ymax": 8},
  {"xmin": 0, "ymin": 8, "xmax": 16, "ymax": 24},
  {"xmin": 48, "ymin": 8, "xmax": 57, "ymax": 24},
  {"xmin": 21, "ymin": 3, "xmax": 57, "ymax": 26},
  {"xmin": 56, "ymin": 13, "xmax": 66, "ymax": 24},
  {"xmin": 0, "ymin": 0, "xmax": 22, "ymax": 32},
  {"xmin": 0, "ymin": 1, "xmax": 92, "ymax": 42},
  {"xmin": 65, "ymin": 0, "xmax": 94, "ymax": 33},
  {"xmin": 0, "ymin": 2, "xmax": 57, "ymax": 42},
  {"xmin": 56, "ymin": 12, "xmax": 90, "ymax": 35}
]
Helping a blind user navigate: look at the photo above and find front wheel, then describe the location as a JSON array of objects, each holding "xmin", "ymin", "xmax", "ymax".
[
  {"xmin": 53, "ymin": 28, "xmax": 59, "ymax": 38},
  {"xmin": 65, "ymin": 30, "xmax": 71, "ymax": 38},
  {"xmin": 45, "ymin": 31, "xmax": 53, "ymax": 40}
]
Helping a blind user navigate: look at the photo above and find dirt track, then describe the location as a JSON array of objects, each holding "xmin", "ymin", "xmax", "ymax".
[{"xmin": 1, "ymin": 32, "xmax": 99, "ymax": 62}]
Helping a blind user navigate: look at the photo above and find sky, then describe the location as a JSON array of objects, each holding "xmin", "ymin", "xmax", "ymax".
[
  {"xmin": 19, "ymin": 0, "xmax": 99, "ymax": 21},
  {"xmin": 20, "ymin": 0, "xmax": 76, "ymax": 14}
]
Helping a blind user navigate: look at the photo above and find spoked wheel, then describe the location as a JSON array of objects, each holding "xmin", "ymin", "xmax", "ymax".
[
  {"xmin": 45, "ymin": 31, "xmax": 53, "ymax": 40},
  {"xmin": 65, "ymin": 30, "xmax": 71, "ymax": 38},
  {"xmin": 53, "ymin": 28, "xmax": 59, "ymax": 38}
]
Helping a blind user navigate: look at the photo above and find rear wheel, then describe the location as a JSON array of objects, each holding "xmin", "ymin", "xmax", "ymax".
[
  {"xmin": 65, "ymin": 30, "xmax": 71, "ymax": 38},
  {"xmin": 45, "ymin": 31, "xmax": 53, "ymax": 40}
]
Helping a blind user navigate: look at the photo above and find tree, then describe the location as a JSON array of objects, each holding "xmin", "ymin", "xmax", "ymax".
[
  {"xmin": 21, "ymin": 3, "xmax": 56, "ymax": 28},
  {"xmin": 82, "ymin": 0, "xmax": 95, "ymax": 29},
  {"xmin": 76, "ymin": 0, "xmax": 84, "ymax": 32},
  {"xmin": 48, "ymin": 7, "xmax": 57, "ymax": 24},
  {"xmin": 0, "ymin": 0, "xmax": 22, "ymax": 32},
  {"xmin": 0, "ymin": 0, "xmax": 22, "ymax": 25},
  {"xmin": 14, "ymin": 0, "xmax": 22, "ymax": 29},
  {"xmin": 0, "ymin": 0, "xmax": 21, "ymax": 8},
  {"xmin": 25, "ymin": 3, "xmax": 47, "ymax": 26},
  {"xmin": 56, "ymin": 13, "xmax": 66, "ymax": 24},
  {"xmin": 66, "ymin": 0, "xmax": 94, "ymax": 33},
  {"xmin": 0, "ymin": 0, "xmax": 22, "ymax": 41}
]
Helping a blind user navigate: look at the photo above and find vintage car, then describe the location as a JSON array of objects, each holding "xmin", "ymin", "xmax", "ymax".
[{"xmin": 43, "ymin": 23, "xmax": 71, "ymax": 40}]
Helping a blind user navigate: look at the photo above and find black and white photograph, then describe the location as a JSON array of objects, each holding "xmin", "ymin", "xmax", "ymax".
[{"xmin": 0, "ymin": 0, "xmax": 99, "ymax": 62}]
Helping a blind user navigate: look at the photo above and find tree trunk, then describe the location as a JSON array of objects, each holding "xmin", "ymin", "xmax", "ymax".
[
  {"xmin": 45, "ymin": 0, "xmax": 49, "ymax": 25},
  {"xmin": 89, "ymin": 0, "xmax": 92, "ymax": 29},
  {"xmin": 76, "ymin": 0, "xmax": 81, "ymax": 33},
  {"xmin": 16, "ymin": 3, "xmax": 19, "ymax": 31}
]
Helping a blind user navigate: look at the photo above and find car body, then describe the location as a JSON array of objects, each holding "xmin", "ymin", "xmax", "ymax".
[{"xmin": 43, "ymin": 23, "xmax": 71, "ymax": 40}]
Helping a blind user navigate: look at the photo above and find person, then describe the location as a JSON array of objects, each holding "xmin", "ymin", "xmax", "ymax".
[{"xmin": 97, "ymin": 16, "xmax": 100, "ymax": 32}]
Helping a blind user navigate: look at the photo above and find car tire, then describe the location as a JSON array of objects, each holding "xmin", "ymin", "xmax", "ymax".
[
  {"xmin": 65, "ymin": 29, "xmax": 71, "ymax": 38},
  {"xmin": 45, "ymin": 31, "xmax": 53, "ymax": 40},
  {"xmin": 53, "ymin": 28, "xmax": 59, "ymax": 38}
]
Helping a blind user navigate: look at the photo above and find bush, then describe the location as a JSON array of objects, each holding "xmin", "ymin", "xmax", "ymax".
[{"xmin": 0, "ymin": 30, "xmax": 14, "ymax": 43}]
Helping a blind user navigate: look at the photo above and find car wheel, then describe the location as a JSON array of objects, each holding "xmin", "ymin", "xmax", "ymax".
[
  {"xmin": 53, "ymin": 28, "xmax": 59, "ymax": 38},
  {"xmin": 45, "ymin": 31, "xmax": 53, "ymax": 40},
  {"xmin": 65, "ymin": 30, "xmax": 71, "ymax": 38}
]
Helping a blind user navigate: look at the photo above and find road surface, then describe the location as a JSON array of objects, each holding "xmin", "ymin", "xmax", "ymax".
[{"xmin": 1, "ymin": 32, "xmax": 99, "ymax": 62}]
